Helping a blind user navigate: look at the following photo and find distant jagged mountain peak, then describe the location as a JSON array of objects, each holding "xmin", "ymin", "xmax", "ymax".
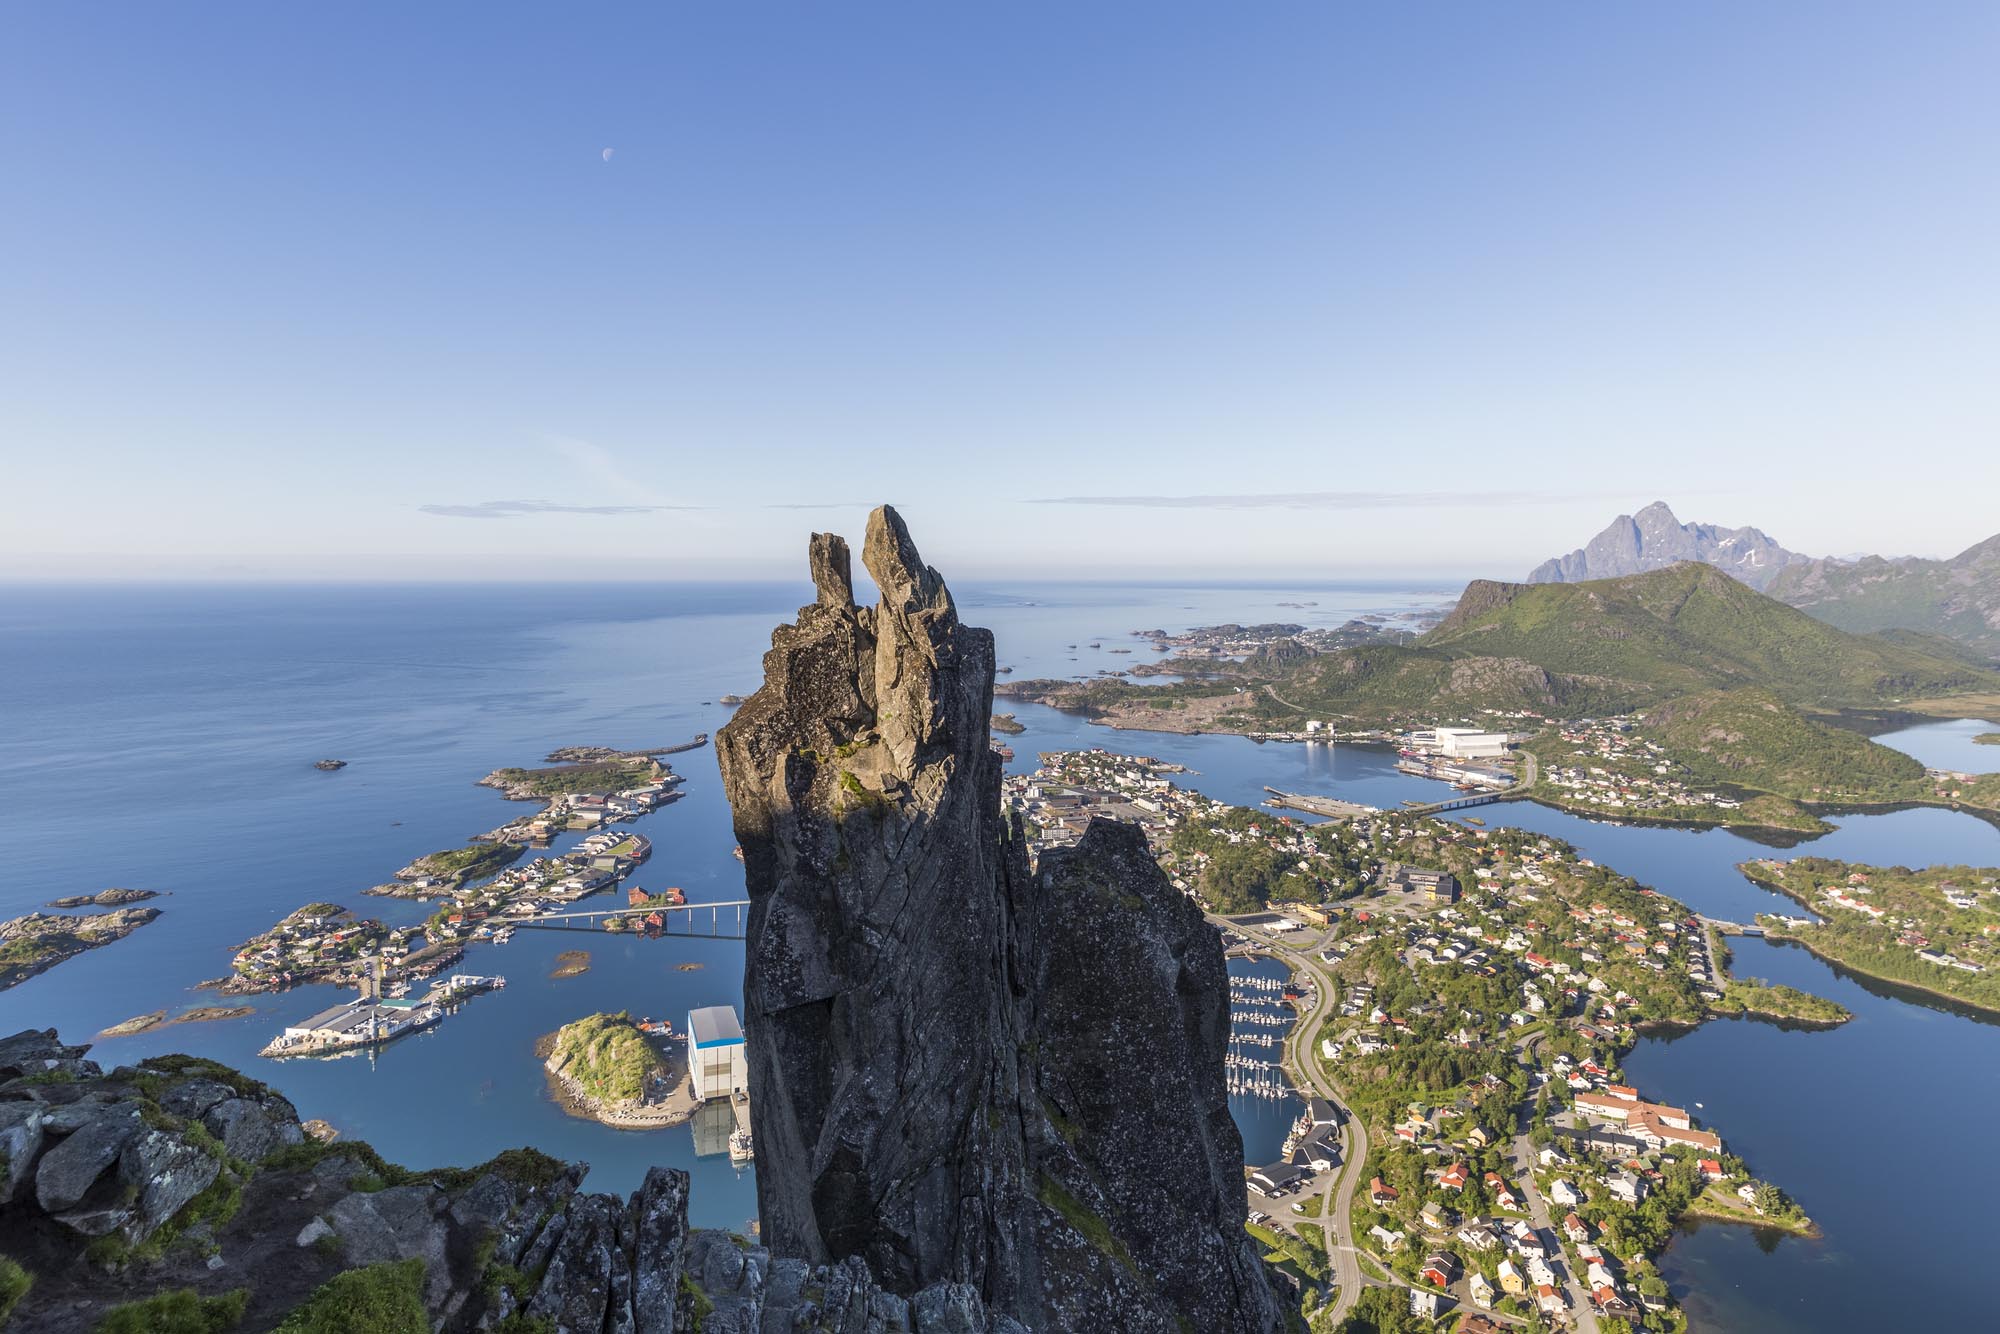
[{"xmin": 1529, "ymin": 500, "xmax": 1810, "ymax": 590}]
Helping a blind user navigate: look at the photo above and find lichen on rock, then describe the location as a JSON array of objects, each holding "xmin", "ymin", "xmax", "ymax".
[{"xmin": 718, "ymin": 506, "xmax": 1281, "ymax": 1332}]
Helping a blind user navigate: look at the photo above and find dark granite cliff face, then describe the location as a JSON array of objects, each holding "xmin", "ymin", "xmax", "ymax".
[{"xmin": 717, "ymin": 506, "xmax": 1281, "ymax": 1333}]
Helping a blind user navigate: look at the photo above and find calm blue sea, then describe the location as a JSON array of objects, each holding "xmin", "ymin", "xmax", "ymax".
[
  {"xmin": 0, "ymin": 578, "xmax": 1451, "ymax": 1231},
  {"xmin": 3, "ymin": 580, "xmax": 1996, "ymax": 1331}
]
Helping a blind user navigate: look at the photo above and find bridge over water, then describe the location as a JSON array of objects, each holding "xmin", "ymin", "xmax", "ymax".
[{"xmin": 509, "ymin": 899, "xmax": 751, "ymax": 941}]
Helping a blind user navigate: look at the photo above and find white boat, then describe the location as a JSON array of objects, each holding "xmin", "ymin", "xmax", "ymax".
[{"xmin": 728, "ymin": 1129, "xmax": 754, "ymax": 1163}]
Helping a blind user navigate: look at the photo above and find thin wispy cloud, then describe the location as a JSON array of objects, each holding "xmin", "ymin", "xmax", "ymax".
[
  {"xmin": 1027, "ymin": 490, "xmax": 1657, "ymax": 511},
  {"xmin": 418, "ymin": 500, "xmax": 701, "ymax": 520},
  {"xmin": 761, "ymin": 502, "xmax": 886, "ymax": 511},
  {"xmin": 547, "ymin": 436, "xmax": 684, "ymax": 507}
]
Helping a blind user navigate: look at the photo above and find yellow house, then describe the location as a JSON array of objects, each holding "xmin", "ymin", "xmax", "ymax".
[{"xmin": 1498, "ymin": 1259, "xmax": 1526, "ymax": 1296}]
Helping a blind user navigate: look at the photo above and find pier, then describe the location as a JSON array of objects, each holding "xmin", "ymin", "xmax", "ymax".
[
  {"xmin": 1262, "ymin": 788, "xmax": 1379, "ymax": 819},
  {"xmin": 260, "ymin": 973, "xmax": 505, "ymax": 1059}
]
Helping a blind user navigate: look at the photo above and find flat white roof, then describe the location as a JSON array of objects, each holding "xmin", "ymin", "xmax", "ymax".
[{"xmin": 688, "ymin": 1005, "xmax": 744, "ymax": 1048}]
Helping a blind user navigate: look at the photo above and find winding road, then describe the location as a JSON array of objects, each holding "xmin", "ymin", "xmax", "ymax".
[{"xmin": 1224, "ymin": 921, "xmax": 1371, "ymax": 1321}]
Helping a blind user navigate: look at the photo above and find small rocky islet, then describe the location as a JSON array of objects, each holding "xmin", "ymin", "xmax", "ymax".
[
  {"xmin": 539, "ymin": 1012, "xmax": 692, "ymax": 1129},
  {"xmin": 0, "ymin": 909, "xmax": 161, "ymax": 993},
  {"xmin": 43, "ymin": 889, "xmax": 158, "ymax": 910},
  {"xmin": 96, "ymin": 1007, "xmax": 256, "ymax": 1039}
]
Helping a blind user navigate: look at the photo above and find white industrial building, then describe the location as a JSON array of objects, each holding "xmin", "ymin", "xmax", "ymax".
[
  {"xmin": 1431, "ymin": 727, "xmax": 1513, "ymax": 759},
  {"xmin": 688, "ymin": 1005, "xmax": 748, "ymax": 1104}
]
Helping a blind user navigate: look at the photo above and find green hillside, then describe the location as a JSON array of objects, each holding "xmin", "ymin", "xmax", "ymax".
[
  {"xmin": 1641, "ymin": 688, "xmax": 1926, "ymax": 801},
  {"xmin": 1769, "ymin": 534, "xmax": 2000, "ymax": 661},
  {"xmin": 998, "ymin": 644, "xmax": 1634, "ymax": 729},
  {"xmin": 1420, "ymin": 562, "xmax": 1999, "ymax": 711},
  {"xmin": 1000, "ymin": 563, "xmax": 2000, "ymax": 733}
]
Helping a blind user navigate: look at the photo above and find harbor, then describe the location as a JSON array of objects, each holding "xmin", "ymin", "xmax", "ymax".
[
  {"xmin": 259, "ymin": 973, "xmax": 505, "ymax": 1058},
  {"xmin": 1227, "ymin": 960, "xmax": 1304, "ymax": 1105},
  {"xmin": 1262, "ymin": 786, "xmax": 1379, "ymax": 819}
]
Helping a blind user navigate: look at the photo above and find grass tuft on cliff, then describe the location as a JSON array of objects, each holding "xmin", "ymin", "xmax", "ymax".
[
  {"xmin": 0, "ymin": 1256, "xmax": 30, "ymax": 1324},
  {"xmin": 274, "ymin": 1259, "xmax": 428, "ymax": 1334},
  {"xmin": 96, "ymin": 1287, "xmax": 249, "ymax": 1333}
]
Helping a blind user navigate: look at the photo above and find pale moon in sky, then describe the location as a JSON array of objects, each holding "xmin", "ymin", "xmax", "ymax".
[{"xmin": 601, "ymin": 147, "xmax": 614, "ymax": 162}]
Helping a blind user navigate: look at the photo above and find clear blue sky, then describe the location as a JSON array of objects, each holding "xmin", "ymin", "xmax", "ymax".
[{"xmin": 4, "ymin": 2, "xmax": 1996, "ymax": 580}]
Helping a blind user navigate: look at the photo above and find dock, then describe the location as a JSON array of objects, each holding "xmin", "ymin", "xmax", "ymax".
[
  {"xmin": 1262, "ymin": 788, "xmax": 1379, "ymax": 819},
  {"xmin": 259, "ymin": 973, "xmax": 505, "ymax": 1059}
]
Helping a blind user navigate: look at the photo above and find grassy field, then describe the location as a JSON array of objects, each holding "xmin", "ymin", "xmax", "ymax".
[
  {"xmin": 408, "ymin": 843, "xmax": 521, "ymax": 885},
  {"xmin": 1900, "ymin": 692, "xmax": 2000, "ymax": 719},
  {"xmin": 489, "ymin": 756, "xmax": 663, "ymax": 796}
]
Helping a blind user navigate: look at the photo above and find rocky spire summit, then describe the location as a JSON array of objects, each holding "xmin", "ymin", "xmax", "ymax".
[{"xmin": 717, "ymin": 506, "xmax": 1281, "ymax": 1333}]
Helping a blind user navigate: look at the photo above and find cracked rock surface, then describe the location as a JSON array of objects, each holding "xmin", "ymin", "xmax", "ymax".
[{"xmin": 718, "ymin": 506, "xmax": 1281, "ymax": 1333}]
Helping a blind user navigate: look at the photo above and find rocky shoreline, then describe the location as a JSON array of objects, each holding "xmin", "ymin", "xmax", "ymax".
[
  {"xmin": 96, "ymin": 1006, "xmax": 256, "ymax": 1039},
  {"xmin": 535, "ymin": 1031, "xmax": 693, "ymax": 1130},
  {"xmin": 44, "ymin": 889, "xmax": 158, "ymax": 910},
  {"xmin": 0, "ymin": 908, "xmax": 161, "ymax": 992}
]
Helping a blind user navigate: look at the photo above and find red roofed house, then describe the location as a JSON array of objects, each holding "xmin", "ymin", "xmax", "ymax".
[{"xmin": 1371, "ymin": 1177, "xmax": 1400, "ymax": 1206}]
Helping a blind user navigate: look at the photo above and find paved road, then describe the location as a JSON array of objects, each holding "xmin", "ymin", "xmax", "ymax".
[
  {"xmin": 1506, "ymin": 1122, "xmax": 1599, "ymax": 1334},
  {"xmin": 1226, "ymin": 923, "xmax": 1370, "ymax": 1322}
]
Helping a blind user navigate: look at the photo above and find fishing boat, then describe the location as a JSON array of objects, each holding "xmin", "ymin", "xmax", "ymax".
[{"xmin": 728, "ymin": 1129, "xmax": 754, "ymax": 1163}]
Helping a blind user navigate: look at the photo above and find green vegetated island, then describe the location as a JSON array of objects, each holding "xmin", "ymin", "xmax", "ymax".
[
  {"xmin": 540, "ymin": 1011, "xmax": 691, "ymax": 1128},
  {"xmin": 1743, "ymin": 856, "xmax": 2000, "ymax": 1015},
  {"xmin": 1000, "ymin": 562, "xmax": 2000, "ymax": 834}
]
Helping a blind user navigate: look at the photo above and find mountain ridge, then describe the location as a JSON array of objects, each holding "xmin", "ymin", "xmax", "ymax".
[
  {"xmin": 1423, "ymin": 561, "xmax": 1998, "ymax": 711},
  {"xmin": 1001, "ymin": 561, "xmax": 2000, "ymax": 729},
  {"xmin": 1528, "ymin": 500, "xmax": 1810, "ymax": 590},
  {"xmin": 1767, "ymin": 532, "xmax": 2000, "ymax": 661}
]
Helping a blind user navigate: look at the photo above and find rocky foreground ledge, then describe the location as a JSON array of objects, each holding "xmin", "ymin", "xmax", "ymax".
[{"xmin": 0, "ymin": 1029, "xmax": 1022, "ymax": 1332}]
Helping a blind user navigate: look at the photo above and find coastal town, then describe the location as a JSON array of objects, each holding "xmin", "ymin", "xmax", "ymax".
[
  {"xmin": 1527, "ymin": 717, "xmax": 1747, "ymax": 823},
  {"xmin": 220, "ymin": 745, "xmax": 699, "ymax": 1058},
  {"xmin": 1745, "ymin": 856, "xmax": 2000, "ymax": 1013},
  {"xmin": 1008, "ymin": 745, "xmax": 1830, "ymax": 1330}
]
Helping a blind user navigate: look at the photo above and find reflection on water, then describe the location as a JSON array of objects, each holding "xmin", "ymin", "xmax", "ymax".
[
  {"xmin": 1227, "ymin": 955, "xmax": 1301, "ymax": 1165},
  {"xmin": 5, "ymin": 578, "xmax": 1997, "ymax": 1318}
]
